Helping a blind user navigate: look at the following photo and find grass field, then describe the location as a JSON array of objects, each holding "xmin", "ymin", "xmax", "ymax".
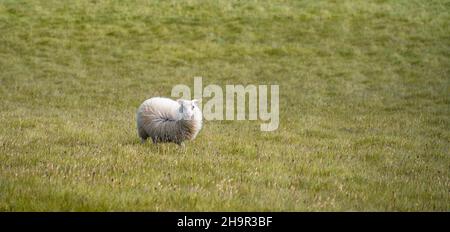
[{"xmin": 0, "ymin": 0, "xmax": 449, "ymax": 211}]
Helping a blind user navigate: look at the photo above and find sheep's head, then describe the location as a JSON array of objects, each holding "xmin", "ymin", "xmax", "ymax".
[{"xmin": 177, "ymin": 99, "xmax": 201, "ymax": 120}]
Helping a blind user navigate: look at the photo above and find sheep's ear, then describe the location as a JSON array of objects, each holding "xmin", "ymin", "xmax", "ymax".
[
  {"xmin": 177, "ymin": 99, "xmax": 184, "ymax": 113},
  {"xmin": 192, "ymin": 99, "xmax": 200, "ymax": 106},
  {"xmin": 177, "ymin": 99, "xmax": 186, "ymax": 113}
]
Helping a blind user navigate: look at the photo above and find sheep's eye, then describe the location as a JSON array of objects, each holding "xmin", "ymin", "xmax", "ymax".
[{"xmin": 192, "ymin": 105, "xmax": 195, "ymax": 110}]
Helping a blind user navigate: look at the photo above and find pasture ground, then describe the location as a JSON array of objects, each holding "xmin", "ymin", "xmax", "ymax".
[{"xmin": 0, "ymin": 0, "xmax": 449, "ymax": 211}]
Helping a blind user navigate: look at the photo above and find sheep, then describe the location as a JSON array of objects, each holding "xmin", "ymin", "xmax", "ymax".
[{"xmin": 136, "ymin": 97, "xmax": 202, "ymax": 145}]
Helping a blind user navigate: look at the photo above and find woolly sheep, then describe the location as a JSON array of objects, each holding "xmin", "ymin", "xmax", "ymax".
[{"xmin": 136, "ymin": 97, "xmax": 202, "ymax": 145}]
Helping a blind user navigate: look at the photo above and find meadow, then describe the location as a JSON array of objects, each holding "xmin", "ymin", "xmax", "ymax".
[{"xmin": 0, "ymin": 0, "xmax": 449, "ymax": 211}]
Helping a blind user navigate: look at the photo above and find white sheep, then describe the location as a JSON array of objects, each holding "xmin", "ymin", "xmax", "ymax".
[{"xmin": 136, "ymin": 97, "xmax": 202, "ymax": 145}]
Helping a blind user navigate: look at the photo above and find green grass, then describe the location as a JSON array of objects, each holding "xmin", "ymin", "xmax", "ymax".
[{"xmin": 0, "ymin": 0, "xmax": 449, "ymax": 211}]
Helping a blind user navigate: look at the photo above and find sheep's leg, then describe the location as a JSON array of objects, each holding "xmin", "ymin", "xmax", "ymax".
[
  {"xmin": 175, "ymin": 139, "xmax": 183, "ymax": 146},
  {"xmin": 176, "ymin": 141, "xmax": 186, "ymax": 153},
  {"xmin": 138, "ymin": 126, "xmax": 148, "ymax": 144},
  {"xmin": 179, "ymin": 142, "xmax": 185, "ymax": 148}
]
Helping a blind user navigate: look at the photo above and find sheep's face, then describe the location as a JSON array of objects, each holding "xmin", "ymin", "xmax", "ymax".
[{"xmin": 178, "ymin": 99, "xmax": 200, "ymax": 120}]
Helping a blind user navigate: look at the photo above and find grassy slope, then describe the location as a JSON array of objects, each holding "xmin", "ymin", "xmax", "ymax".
[{"xmin": 0, "ymin": 0, "xmax": 448, "ymax": 211}]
